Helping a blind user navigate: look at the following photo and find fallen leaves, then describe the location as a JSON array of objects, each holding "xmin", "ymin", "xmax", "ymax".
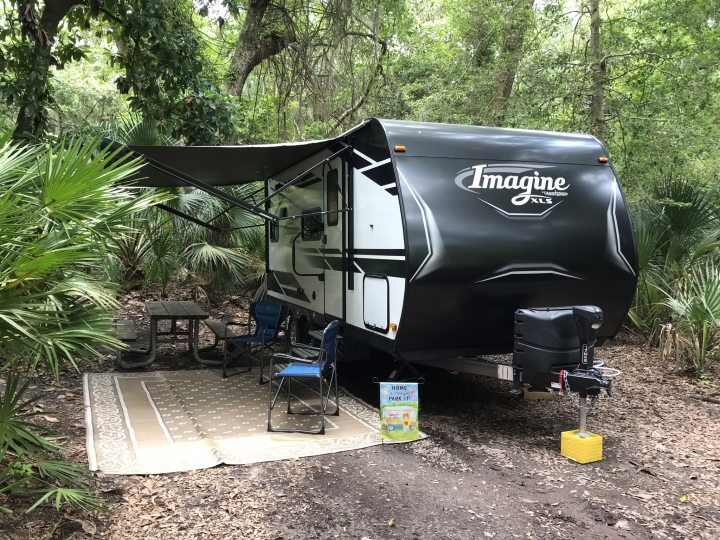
[
  {"xmin": 82, "ymin": 520, "xmax": 97, "ymax": 535},
  {"xmin": 5, "ymin": 301, "xmax": 720, "ymax": 540},
  {"xmin": 614, "ymin": 519, "xmax": 630, "ymax": 530},
  {"xmin": 632, "ymin": 491, "xmax": 654, "ymax": 501}
]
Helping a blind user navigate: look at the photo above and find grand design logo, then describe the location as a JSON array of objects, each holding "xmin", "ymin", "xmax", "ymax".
[{"xmin": 454, "ymin": 163, "xmax": 569, "ymax": 217}]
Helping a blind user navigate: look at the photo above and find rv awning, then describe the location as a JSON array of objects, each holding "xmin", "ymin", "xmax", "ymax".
[
  {"xmin": 125, "ymin": 127, "xmax": 363, "ymax": 188},
  {"xmin": 100, "ymin": 123, "xmax": 361, "ymax": 225}
]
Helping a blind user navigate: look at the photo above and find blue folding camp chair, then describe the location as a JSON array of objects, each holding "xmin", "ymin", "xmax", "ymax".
[
  {"xmin": 223, "ymin": 301, "xmax": 289, "ymax": 383},
  {"xmin": 267, "ymin": 320, "xmax": 340, "ymax": 435}
]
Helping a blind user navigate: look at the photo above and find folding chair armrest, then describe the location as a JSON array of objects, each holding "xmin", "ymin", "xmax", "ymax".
[
  {"xmin": 291, "ymin": 349, "xmax": 327, "ymax": 365},
  {"xmin": 268, "ymin": 324, "xmax": 288, "ymax": 333},
  {"xmin": 272, "ymin": 353, "xmax": 318, "ymax": 364},
  {"xmin": 290, "ymin": 343, "xmax": 320, "ymax": 352}
]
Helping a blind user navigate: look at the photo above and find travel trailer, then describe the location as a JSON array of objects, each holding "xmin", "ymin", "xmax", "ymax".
[{"xmin": 103, "ymin": 118, "xmax": 638, "ymax": 382}]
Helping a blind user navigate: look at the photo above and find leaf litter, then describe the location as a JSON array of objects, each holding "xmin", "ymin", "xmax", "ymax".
[{"xmin": 1, "ymin": 286, "xmax": 719, "ymax": 538}]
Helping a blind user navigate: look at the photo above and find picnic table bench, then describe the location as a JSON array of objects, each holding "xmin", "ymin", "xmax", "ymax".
[
  {"xmin": 114, "ymin": 319, "xmax": 136, "ymax": 342},
  {"xmin": 113, "ymin": 319, "xmax": 137, "ymax": 366},
  {"xmin": 203, "ymin": 319, "xmax": 238, "ymax": 340},
  {"xmin": 115, "ymin": 301, "xmax": 210, "ymax": 369}
]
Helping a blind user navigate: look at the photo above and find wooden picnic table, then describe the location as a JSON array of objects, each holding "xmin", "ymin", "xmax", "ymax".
[{"xmin": 117, "ymin": 301, "xmax": 211, "ymax": 368}]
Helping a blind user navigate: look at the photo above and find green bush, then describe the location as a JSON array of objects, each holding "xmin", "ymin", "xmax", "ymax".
[
  {"xmin": 0, "ymin": 132, "xmax": 158, "ymax": 514},
  {"xmin": 629, "ymin": 176, "xmax": 720, "ymax": 372}
]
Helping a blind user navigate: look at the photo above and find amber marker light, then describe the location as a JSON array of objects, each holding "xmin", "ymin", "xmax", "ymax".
[
  {"xmin": 394, "ymin": 145, "xmax": 406, "ymax": 152},
  {"xmin": 389, "ymin": 323, "xmax": 398, "ymax": 332},
  {"xmin": 598, "ymin": 157, "xmax": 609, "ymax": 163}
]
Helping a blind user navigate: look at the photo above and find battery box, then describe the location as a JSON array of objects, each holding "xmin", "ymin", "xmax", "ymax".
[{"xmin": 513, "ymin": 307, "xmax": 591, "ymax": 384}]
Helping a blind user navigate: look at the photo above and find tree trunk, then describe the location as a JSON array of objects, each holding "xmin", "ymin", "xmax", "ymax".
[
  {"xmin": 488, "ymin": 0, "xmax": 534, "ymax": 126},
  {"xmin": 13, "ymin": 0, "xmax": 84, "ymax": 138},
  {"xmin": 589, "ymin": 0, "xmax": 606, "ymax": 142},
  {"xmin": 226, "ymin": 0, "xmax": 292, "ymax": 97}
]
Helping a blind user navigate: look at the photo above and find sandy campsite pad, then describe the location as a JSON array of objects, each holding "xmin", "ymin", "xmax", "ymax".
[{"xmin": 83, "ymin": 370, "xmax": 410, "ymax": 475}]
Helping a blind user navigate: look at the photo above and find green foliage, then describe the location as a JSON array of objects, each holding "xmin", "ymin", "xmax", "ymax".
[
  {"xmin": 0, "ymin": 375, "xmax": 59, "ymax": 458},
  {"xmin": 666, "ymin": 263, "xmax": 720, "ymax": 372},
  {"xmin": 169, "ymin": 86, "xmax": 244, "ymax": 145},
  {"xmin": 0, "ymin": 386, "xmax": 95, "ymax": 513},
  {"xmin": 103, "ymin": 114, "xmax": 175, "ymax": 147},
  {"xmin": 629, "ymin": 176, "xmax": 720, "ymax": 371},
  {"xmin": 51, "ymin": 46, "xmax": 128, "ymax": 137},
  {"xmin": 171, "ymin": 184, "xmax": 266, "ymax": 296},
  {"xmin": 101, "ymin": 117, "xmax": 264, "ymax": 296},
  {"xmin": 0, "ymin": 375, "xmax": 105, "ymax": 515},
  {"xmin": 0, "ymin": 135, "xmax": 159, "ymax": 375},
  {"xmin": 0, "ymin": 132, "xmax": 163, "ymax": 514},
  {"xmin": 0, "ymin": 0, "xmax": 239, "ymax": 142}
]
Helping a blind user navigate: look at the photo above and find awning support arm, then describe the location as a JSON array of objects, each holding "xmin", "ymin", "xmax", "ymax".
[
  {"xmin": 257, "ymin": 145, "xmax": 351, "ymax": 207},
  {"xmin": 101, "ymin": 138, "xmax": 277, "ymax": 222},
  {"xmin": 156, "ymin": 204, "xmax": 223, "ymax": 232},
  {"xmin": 278, "ymin": 208, "xmax": 349, "ymax": 221},
  {"xmin": 206, "ymin": 183, "xmax": 265, "ymax": 225},
  {"xmin": 156, "ymin": 204, "xmax": 265, "ymax": 233}
]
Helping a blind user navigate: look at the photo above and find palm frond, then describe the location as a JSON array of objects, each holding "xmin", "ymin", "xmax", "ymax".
[
  {"xmin": 0, "ymin": 374, "xmax": 60, "ymax": 457},
  {"xmin": 102, "ymin": 115, "xmax": 175, "ymax": 146},
  {"xmin": 26, "ymin": 487, "xmax": 107, "ymax": 513},
  {"xmin": 35, "ymin": 460, "xmax": 92, "ymax": 488}
]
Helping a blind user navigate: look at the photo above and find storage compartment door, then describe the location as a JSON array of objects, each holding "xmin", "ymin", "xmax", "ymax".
[{"xmin": 363, "ymin": 274, "xmax": 389, "ymax": 333}]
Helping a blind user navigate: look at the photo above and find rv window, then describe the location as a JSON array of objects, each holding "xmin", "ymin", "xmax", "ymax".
[
  {"xmin": 302, "ymin": 208, "xmax": 323, "ymax": 241},
  {"xmin": 327, "ymin": 169, "xmax": 339, "ymax": 226},
  {"xmin": 270, "ymin": 207, "xmax": 287, "ymax": 242}
]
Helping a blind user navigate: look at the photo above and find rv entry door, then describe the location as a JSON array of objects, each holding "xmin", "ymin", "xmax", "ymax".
[{"xmin": 323, "ymin": 164, "xmax": 344, "ymax": 319}]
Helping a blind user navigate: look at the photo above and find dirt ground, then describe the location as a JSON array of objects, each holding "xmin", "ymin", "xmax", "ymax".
[{"xmin": 2, "ymin": 289, "xmax": 720, "ymax": 540}]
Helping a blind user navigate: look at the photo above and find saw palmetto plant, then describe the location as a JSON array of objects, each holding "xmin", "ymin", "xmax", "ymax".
[
  {"xmin": 0, "ymin": 374, "xmax": 103, "ymax": 514},
  {"xmin": 665, "ymin": 263, "xmax": 720, "ymax": 373},
  {"xmin": 172, "ymin": 184, "xmax": 266, "ymax": 297},
  {"xmin": 629, "ymin": 177, "xmax": 720, "ymax": 371},
  {"xmin": 103, "ymin": 117, "xmax": 266, "ymax": 298},
  {"xmin": 0, "ymin": 132, "xmax": 159, "ymax": 513}
]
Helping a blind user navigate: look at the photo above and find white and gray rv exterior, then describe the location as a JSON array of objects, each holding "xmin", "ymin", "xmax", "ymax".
[{"xmin": 114, "ymin": 118, "xmax": 638, "ymax": 370}]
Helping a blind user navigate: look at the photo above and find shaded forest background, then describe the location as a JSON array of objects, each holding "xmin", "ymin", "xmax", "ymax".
[{"xmin": 3, "ymin": 0, "xmax": 717, "ymax": 194}]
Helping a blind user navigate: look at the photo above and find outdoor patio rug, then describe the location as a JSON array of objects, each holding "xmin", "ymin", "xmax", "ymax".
[{"xmin": 83, "ymin": 370, "xmax": 397, "ymax": 475}]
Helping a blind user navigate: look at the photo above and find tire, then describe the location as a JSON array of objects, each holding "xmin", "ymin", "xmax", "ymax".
[{"xmin": 287, "ymin": 315, "xmax": 309, "ymax": 347}]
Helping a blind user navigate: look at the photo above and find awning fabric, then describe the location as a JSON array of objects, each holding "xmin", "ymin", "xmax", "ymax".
[{"xmin": 127, "ymin": 136, "xmax": 350, "ymax": 188}]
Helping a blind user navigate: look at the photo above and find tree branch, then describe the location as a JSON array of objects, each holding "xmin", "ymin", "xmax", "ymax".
[
  {"xmin": 96, "ymin": 5, "xmax": 123, "ymax": 25},
  {"xmin": 330, "ymin": 33, "xmax": 387, "ymax": 131}
]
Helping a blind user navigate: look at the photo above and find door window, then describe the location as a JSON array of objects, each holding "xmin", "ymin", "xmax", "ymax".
[
  {"xmin": 302, "ymin": 208, "xmax": 323, "ymax": 241},
  {"xmin": 327, "ymin": 169, "xmax": 339, "ymax": 226}
]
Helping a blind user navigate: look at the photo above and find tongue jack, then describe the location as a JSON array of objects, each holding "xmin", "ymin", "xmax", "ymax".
[
  {"xmin": 559, "ymin": 305, "xmax": 612, "ymax": 464},
  {"xmin": 573, "ymin": 305, "xmax": 603, "ymax": 437}
]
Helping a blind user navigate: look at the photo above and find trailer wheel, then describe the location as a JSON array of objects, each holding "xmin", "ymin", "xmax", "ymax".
[{"xmin": 287, "ymin": 315, "xmax": 308, "ymax": 347}]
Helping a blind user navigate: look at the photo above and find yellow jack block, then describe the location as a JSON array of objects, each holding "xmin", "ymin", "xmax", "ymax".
[
  {"xmin": 523, "ymin": 388, "xmax": 554, "ymax": 400},
  {"xmin": 561, "ymin": 430, "xmax": 603, "ymax": 464}
]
